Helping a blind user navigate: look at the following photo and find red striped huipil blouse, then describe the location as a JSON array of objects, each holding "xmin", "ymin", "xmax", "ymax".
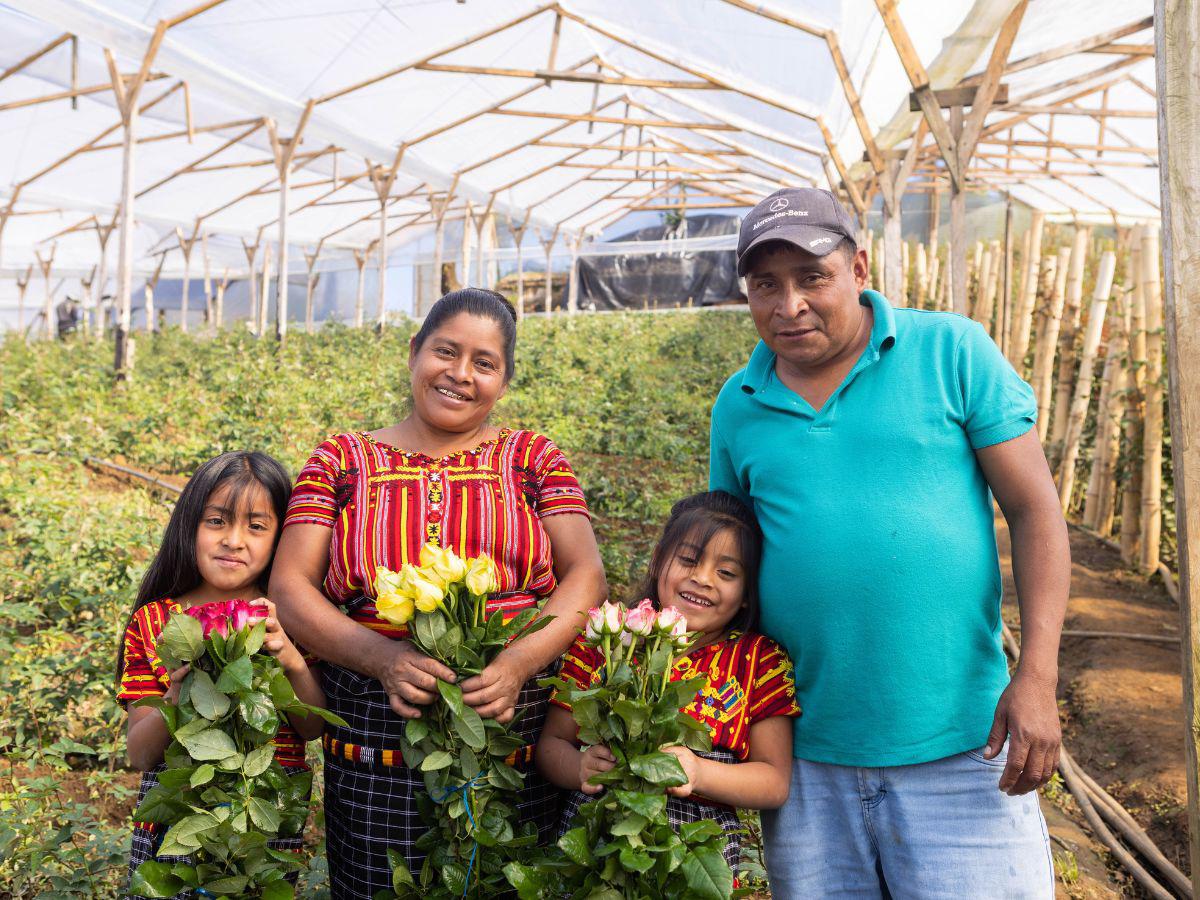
[{"xmin": 283, "ymin": 429, "xmax": 590, "ymax": 638}]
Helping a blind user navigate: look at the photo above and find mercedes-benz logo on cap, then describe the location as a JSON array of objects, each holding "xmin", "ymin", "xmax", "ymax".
[{"xmin": 768, "ymin": 197, "xmax": 789, "ymax": 212}]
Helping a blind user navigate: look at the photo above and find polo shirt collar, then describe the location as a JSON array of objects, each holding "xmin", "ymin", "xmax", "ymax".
[{"xmin": 740, "ymin": 289, "xmax": 897, "ymax": 395}]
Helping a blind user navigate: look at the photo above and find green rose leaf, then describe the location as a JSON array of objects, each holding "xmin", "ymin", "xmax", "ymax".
[
  {"xmin": 189, "ymin": 764, "xmax": 215, "ymax": 788},
  {"xmin": 405, "ymin": 718, "xmax": 430, "ymax": 744},
  {"xmin": 188, "ymin": 669, "xmax": 231, "ymax": 720},
  {"xmin": 176, "ymin": 727, "xmax": 238, "ymax": 761},
  {"xmin": 201, "ymin": 874, "xmax": 249, "ymax": 895},
  {"xmin": 619, "ymin": 845, "xmax": 655, "ymax": 874},
  {"xmin": 614, "ymin": 789, "xmax": 667, "ymax": 820},
  {"xmin": 155, "ymin": 614, "xmax": 204, "ymax": 668},
  {"xmin": 389, "ymin": 848, "xmax": 416, "ymax": 888},
  {"xmin": 420, "ymin": 750, "xmax": 453, "ymax": 772},
  {"xmin": 247, "ymin": 796, "xmax": 282, "ymax": 833},
  {"xmin": 680, "ymin": 844, "xmax": 734, "ymax": 900},
  {"xmin": 238, "ymin": 691, "xmax": 279, "ymax": 733},
  {"xmin": 613, "ymin": 698, "xmax": 648, "ymax": 738},
  {"xmin": 242, "ymin": 744, "xmax": 275, "ymax": 777},
  {"xmin": 214, "ymin": 654, "xmax": 254, "ymax": 693},
  {"xmin": 243, "ymin": 620, "xmax": 268, "ymax": 657},
  {"xmin": 610, "ymin": 812, "xmax": 649, "ymax": 837},
  {"xmin": 129, "ymin": 860, "xmax": 186, "ymax": 898},
  {"xmin": 260, "ymin": 880, "xmax": 296, "ymax": 900},
  {"xmin": 269, "ymin": 671, "xmax": 296, "ymax": 708},
  {"xmin": 503, "ymin": 862, "xmax": 544, "ymax": 899},
  {"xmin": 437, "ymin": 680, "xmax": 466, "ymax": 717},
  {"xmin": 157, "ymin": 812, "xmax": 218, "ymax": 856},
  {"xmin": 679, "ymin": 819, "xmax": 725, "ymax": 843},
  {"xmin": 453, "ymin": 706, "xmax": 487, "ymax": 752},
  {"xmin": 487, "ymin": 760, "xmax": 524, "ymax": 792},
  {"xmin": 557, "ymin": 826, "xmax": 594, "ymax": 866},
  {"xmin": 629, "ymin": 751, "xmax": 688, "ymax": 787}
]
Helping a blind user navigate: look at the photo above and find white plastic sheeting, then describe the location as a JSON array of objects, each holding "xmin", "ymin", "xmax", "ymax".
[{"xmin": 0, "ymin": 0, "xmax": 1159, "ymax": 288}]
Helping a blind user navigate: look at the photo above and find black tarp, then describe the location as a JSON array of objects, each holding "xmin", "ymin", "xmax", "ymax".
[{"xmin": 576, "ymin": 214, "xmax": 744, "ymax": 311}]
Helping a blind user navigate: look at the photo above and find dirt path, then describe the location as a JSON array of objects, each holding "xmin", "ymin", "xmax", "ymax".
[{"xmin": 996, "ymin": 516, "xmax": 1187, "ymax": 898}]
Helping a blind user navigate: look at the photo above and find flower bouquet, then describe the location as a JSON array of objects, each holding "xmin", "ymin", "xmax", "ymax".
[
  {"xmin": 129, "ymin": 600, "xmax": 343, "ymax": 900},
  {"xmin": 505, "ymin": 600, "xmax": 737, "ymax": 900},
  {"xmin": 373, "ymin": 544, "xmax": 552, "ymax": 899}
]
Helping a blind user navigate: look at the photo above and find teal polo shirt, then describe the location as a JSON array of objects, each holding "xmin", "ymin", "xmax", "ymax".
[{"xmin": 709, "ymin": 290, "xmax": 1036, "ymax": 767}]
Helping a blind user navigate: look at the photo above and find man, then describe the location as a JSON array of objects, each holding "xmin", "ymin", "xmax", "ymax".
[{"xmin": 710, "ymin": 187, "xmax": 1068, "ymax": 897}]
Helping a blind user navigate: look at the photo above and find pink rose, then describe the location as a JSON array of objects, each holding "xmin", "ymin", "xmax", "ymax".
[
  {"xmin": 624, "ymin": 599, "xmax": 656, "ymax": 637},
  {"xmin": 654, "ymin": 606, "xmax": 684, "ymax": 635}
]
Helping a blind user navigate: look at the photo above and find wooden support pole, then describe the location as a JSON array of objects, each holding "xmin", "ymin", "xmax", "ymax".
[
  {"xmin": 883, "ymin": 190, "xmax": 903, "ymax": 299},
  {"xmin": 1154, "ymin": 0, "xmax": 1200, "ymax": 882},
  {"xmin": 975, "ymin": 242, "xmax": 998, "ymax": 333},
  {"xmin": 143, "ymin": 253, "xmax": 166, "ymax": 333},
  {"xmin": 1058, "ymin": 251, "xmax": 1117, "ymax": 513},
  {"xmin": 1050, "ymin": 227, "xmax": 1091, "ymax": 461},
  {"xmin": 175, "ymin": 225, "xmax": 197, "ymax": 333},
  {"xmin": 213, "ymin": 269, "xmax": 229, "ymax": 331},
  {"xmin": 303, "ymin": 245, "xmax": 322, "ymax": 334},
  {"xmin": 35, "ymin": 245, "xmax": 56, "ymax": 340},
  {"xmin": 200, "ymin": 234, "xmax": 213, "ymax": 331},
  {"xmin": 1084, "ymin": 285, "xmax": 1129, "ymax": 534},
  {"xmin": 353, "ymin": 249, "xmax": 367, "ymax": 329},
  {"xmin": 92, "ymin": 221, "xmax": 114, "ymax": 340},
  {"xmin": 1122, "ymin": 226, "xmax": 1148, "ymax": 564},
  {"xmin": 928, "ymin": 255, "xmax": 941, "ymax": 313},
  {"xmin": 1000, "ymin": 196, "xmax": 1014, "ymax": 355},
  {"xmin": 567, "ymin": 235, "xmax": 581, "ymax": 315},
  {"xmin": 15, "ymin": 264, "xmax": 32, "ymax": 340},
  {"xmin": 509, "ymin": 217, "xmax": 528, "ymax": 320},
  {"xmin": 1139, "ymin": 224, "xmax": 1164, "ymax": 574},
  {"xmin": 915, "ymin": 242, "xmax": 928, "ymax": 308},
  {"xmin": 900, "ymin": 240, "xmax": 910, "ymax": 306},
  {"xmin": 542, "ymin": 226, "xmax": 559, "ymax": 314},
  {"xmin": 1009, "ymin": 211, "xmax": 1045, "ymax": 372},
  {"xmin": 377, "ymin": 200, "xmax": 388, "ymax": 329},
  {"xmin": 258, "ymin": 241, "xmax": 271, "ymax": 338},
  {"xmin": 948, "ymin": 105, "xmax": 969, "ymax": 315},
  {"xmin": 241, "ymin": 238, "xmax": 259, "ymax": 336},
  {"xmin": 1031, "ymin": 251, "xmax": 1067, "ymax": 440}
]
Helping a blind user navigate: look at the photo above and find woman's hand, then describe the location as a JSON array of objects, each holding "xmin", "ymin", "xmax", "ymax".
[
  {"xmin": 249, "ymin": 598, "xmax": 306, "ymax": 673},
  {"xmin": 162, "ymin": 665, "xmax": 190, "ymax": 706},
  {"xmin": 376, "ymin": 641, "xmax": 457, "ymax": 719},
  {"xmin": 662, "ymin": 745, "xmax": 702, "ymax": 799},
  {"xmin": 460, "ymin": 651, "xmax": 530, "ymax": 723},
  {"xmin": 579, "ymin": 744, "xmax": 616, "ymax": 795}
]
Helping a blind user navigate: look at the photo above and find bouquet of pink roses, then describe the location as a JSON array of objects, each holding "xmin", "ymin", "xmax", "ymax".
[
  {"xmin": 506, "ymin": 600, "xmax": 735, "ymax": 900},
  {"xmin": 129, "ymin": 599, "xmax": 343, "ymax": 900}
]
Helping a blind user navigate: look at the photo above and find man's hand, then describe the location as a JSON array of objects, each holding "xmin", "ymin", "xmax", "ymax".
[
  {"xmin": 376, "ymin": 641, "xmax": 457, "ymax": 719},
  {"xmin": 461, "ymin": 651, "xmax": 529, "ymax": 723},
  {"xmin": 983, "ymin": 667, "xmax": 1061, "ymax": 795}
]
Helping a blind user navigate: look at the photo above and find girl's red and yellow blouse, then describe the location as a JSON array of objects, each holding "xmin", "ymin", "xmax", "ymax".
[
  {"xmin": 552, "ymin": 631, "xmax": 801, "ymax": 761},
  {"xmin": 118, "ymin": 600, "xmax": 309, "ymax": 768},
  {"xmin": 283, "ymin": 429, "xmax": 589, "ymax": 639}
]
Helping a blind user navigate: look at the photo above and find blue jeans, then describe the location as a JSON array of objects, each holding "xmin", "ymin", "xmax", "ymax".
[{"xmin": 762, "ymin": 746, "xmax": 1054, "ymax": 899}]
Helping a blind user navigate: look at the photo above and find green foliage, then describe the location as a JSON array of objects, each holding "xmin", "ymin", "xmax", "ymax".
[
  {"xmin": 0, "ymin": 311, "xmax": 760, "ymax": 895},
  {"xmin": 509, "ymin": 616, "xmax": 736, "ymax": 899},
  {"xmin": 131, "ymin": 610, "xmax": 344, "ymax": 897}
]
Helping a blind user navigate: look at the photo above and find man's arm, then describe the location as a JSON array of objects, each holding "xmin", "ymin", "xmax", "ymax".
[{"xmin": 975, "ymin": 428, "xmax": 1070, "ymax": 795}]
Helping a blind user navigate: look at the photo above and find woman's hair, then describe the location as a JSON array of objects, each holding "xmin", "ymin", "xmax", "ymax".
[
  {"xmin": 410, "ymin": 288, "xmax": 519, "ymax": 381},
  {"xmin": 116, "ymin": 451, "xmax": 292, "ymax": 679},
  {"xmin": 634, "ymin": 490, "xmax": 762, "ymax": 635}
]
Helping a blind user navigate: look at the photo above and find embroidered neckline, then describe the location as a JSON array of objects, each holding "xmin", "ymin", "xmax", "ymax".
[{"xmin": 357, "ymin": 427, "xmax": 513, "ymax": 463}]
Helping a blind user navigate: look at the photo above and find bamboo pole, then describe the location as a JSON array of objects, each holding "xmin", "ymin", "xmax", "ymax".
[
  {"xmin": 214, "ymin": 269, "xmax": 228, "ymax": 331},
  {"xmin": 1032, "ymin": 251, "xmax": 1069, "ymax": 440},
  {"xmin": 1058, "ymin": 251, "xmax": 1117, "ymax": 513},
  {"xmin": 303, "ymin": 246, "xmax": 321, "ymax": 334},
  {"xmin": 883, "ymin": 191, "xmax": 902, "ymax": 299},
  {"xmin": 1084, "ymin": 284, "xmax": 1129, "ymax": 534},
  {"xmin": 927, "ymin": 256, "xmax": 941, "ymax": 313},
  {"xmin": 241, "ymin": 238, "xmax": 259, "ymax": 337},
  {"xmin": 258, "ymin": 242, "xmax": 271, "ymax": 338},
  {"xmin": 542, "ymin": 226, "xmax": 559, "ymax": 314},
  {"xmin": 977, "ymin": 242, "xmax": 1000, "ymax": 336},
  {"xmin": 1049, "ymin": 228, "xmax": 1092, "ymax": 466},
  {"xmin": 353, "ymin": 249, "xmax": 367, "ymax": 329},
  {"xmin": 1000, "ymin": 196, "xmax": 1014, "ymax": 355},
  {"xmin": 92, "ymin": 222, "xmax": 113, "ymax": 341},
  {"xmin": 201, "ymin": 234, "xmax": 213, "ymax": 332},
  {"xmin": 915, "ymin": 242, "xmax": 928, "ymax": 308},
  {"xmin": 567, "ymin": 234, "xmax": 581, "ymax": 315},
  {"xmin": 1121, "ymin": 226, "xmax": 1148, "ymax": 565},
  {"xmin": 1009, "ymin": 211, "xmax": 1045, "ymax": 371},
  {"xmin": 1139, "ymin": 224, "xmax": 1164, "ymax": 574},
  {"xmin": 900, "ymin": 240, "xmax": 910, "ymax": 306},
  {"xmin": 175, "ymin": 226, "xmax": 195, "ymax": 334},
  {"xmin": 1154, "ymin": 3, "xmax": 1200, "ymax": 883},
  {"xmin": 15, "ymin": 264, "xmax": 32, "ymax": 340},
  {"xmin": 35, "ymin": 246, "xmax": 55, "ymax": 340}
]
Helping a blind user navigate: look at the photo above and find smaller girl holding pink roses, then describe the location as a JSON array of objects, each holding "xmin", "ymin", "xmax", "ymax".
[
  {"xmin": 116, "ymin": 451, "xmax": 325, "ymax": 897},
  {"xmin": 536, "ymin": 490, "xmax": 801, "ymax": 873}
]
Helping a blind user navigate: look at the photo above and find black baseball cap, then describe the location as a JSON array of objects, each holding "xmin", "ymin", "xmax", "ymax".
[{"xmin": 737, "ymin": 187, "xmax": 857, "ymax": 276}]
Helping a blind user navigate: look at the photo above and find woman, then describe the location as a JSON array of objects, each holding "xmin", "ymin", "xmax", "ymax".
[{"xmin": 270, "ymin": 288, "xmax": 606, "ymax": 898}]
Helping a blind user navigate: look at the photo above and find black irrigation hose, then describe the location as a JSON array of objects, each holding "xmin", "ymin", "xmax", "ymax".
[{"xmin": 83, "ymin": 456, "xmax": 183, "ymax": 495}]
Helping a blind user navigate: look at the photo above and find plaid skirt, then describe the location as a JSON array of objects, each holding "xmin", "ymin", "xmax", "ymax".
[
  {"xmin": 127, "ymin": 764, "xmax": 307, "ymax": 900},
  {"xmin": 321, "ymin": 662, "xmax": 561, "ymax": 900},
  {"xmin": 557, "ymin": 749, "xmax": 743, "ymax": 871}
]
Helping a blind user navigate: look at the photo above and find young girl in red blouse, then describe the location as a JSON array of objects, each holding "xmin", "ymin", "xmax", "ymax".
[
  {"xmin": 536, "ymin": 490, "xmax": 801, "ymax": 872},
  {"xmin": 117, "ymin": 451, "xmax": 325, "ymax": 897}
]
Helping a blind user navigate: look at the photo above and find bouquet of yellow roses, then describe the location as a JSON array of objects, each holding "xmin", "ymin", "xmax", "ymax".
[{"xmin": 373, "ymin": 544, "xmax": 551, "ymax": 899}]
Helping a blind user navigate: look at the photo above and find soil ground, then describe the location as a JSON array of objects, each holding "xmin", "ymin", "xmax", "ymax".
[{"xmin": 996, "ymin": 516, "xmax": 1188, "ymax": 898}]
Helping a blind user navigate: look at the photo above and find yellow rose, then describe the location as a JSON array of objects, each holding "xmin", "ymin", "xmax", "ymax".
[
  {"xmin": 374, "ymin": 566, "xmax": 405, "ymax": 597},
  {"xmin": 465, "ymin": 556, "xmax": 499, "ymax": 596},
  {"xmin": 419, "ymin": 542, "xmax": 468, "ymax": 586},
  {"xmin": 375, "ymin": 591, "xmax": 415, "ymax": 626},
  {"xmin": 411, "ymin": 570, "xmax": 446, "ymax": 614}
]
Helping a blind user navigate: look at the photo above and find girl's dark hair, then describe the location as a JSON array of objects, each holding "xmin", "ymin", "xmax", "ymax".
[
  {"xmin": 635, "ymin": 491, "xmax": 762, "ymax": 635},
  {"xmin": 116, "ymin": 451, "xmax": 292, "ymax": 680},
  {"xmin": 411, "ymin": 288, "xmax": 518, "ymax": 381}
]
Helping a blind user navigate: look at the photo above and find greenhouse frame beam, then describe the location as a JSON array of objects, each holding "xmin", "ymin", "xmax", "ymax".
[
  {"xmin": 0, "ymin": 31, "xmax": 71, "ymax": 85},
  {"xmin": 414, "ymin": 63, "xmax": 717, "ymax": 91}
]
